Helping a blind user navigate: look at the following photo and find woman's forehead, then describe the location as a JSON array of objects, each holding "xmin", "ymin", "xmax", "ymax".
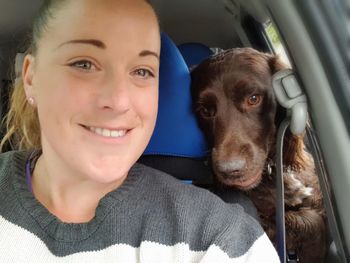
[
  {"xmin": 37, "ymin": 0, "xmax": 160, "ymax": 53},
  {"xmin": 49, "ymin": 0, "xmax": 156, "ymax": 30}
]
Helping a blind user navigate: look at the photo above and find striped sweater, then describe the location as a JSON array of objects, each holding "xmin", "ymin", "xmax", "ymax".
[{"xmin": 0, "ymin": 151, "xmax": 280, "ymax": 262}]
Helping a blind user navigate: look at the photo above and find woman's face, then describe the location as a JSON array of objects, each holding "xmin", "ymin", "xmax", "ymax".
[{"xmin": 23, "ymin": 0, "xmax": 160, "ymax": 184}]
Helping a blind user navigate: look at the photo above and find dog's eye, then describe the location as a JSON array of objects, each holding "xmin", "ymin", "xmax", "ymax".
[
  {"xmin": 198, "ymin": 106, "xmax": 216, "ymax": 118},
  {"xmin": 247, "ymin": 95, "xmax": 262, "ymax": 106}
]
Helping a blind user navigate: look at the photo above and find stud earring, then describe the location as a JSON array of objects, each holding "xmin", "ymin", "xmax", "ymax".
[{"xmin": 27, "ymin": 97, "xmax": 35, "ymax": 106}]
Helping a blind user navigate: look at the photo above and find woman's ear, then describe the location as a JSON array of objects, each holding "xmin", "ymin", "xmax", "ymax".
[{"xmin": 22, "ymin": 54, "xmax": 36, "ymax": 101}]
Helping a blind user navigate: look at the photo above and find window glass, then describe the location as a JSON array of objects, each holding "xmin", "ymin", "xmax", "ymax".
[{"xmin": 264, "ymin": 22, "xmax": 291, "ymax": 67}]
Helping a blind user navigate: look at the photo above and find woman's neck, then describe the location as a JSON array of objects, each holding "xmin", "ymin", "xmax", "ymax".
[{"xmin": 31, "ymin": 155, "xmax": 122, "ymax": 223}]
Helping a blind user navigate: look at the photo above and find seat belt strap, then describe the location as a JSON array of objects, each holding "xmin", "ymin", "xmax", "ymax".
[
  {"xmin": 272, "ymin": 69, "xmax": 308, "ymax": 263},
  {"xmin": 276, "ymin": 118, "xmax": 289, "ymax": 263}
]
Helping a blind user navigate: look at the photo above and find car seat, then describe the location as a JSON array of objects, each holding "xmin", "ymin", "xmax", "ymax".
[
  {"xmin": 177, "ymin": 42, "xmax": 213, "ymax": 69},
  {"xmin": 141, "ymin": 32, "xmax": 211, "ymax": 184}
]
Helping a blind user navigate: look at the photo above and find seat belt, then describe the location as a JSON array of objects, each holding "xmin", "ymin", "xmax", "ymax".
[
  {"xmin": 272, "ymin": 69, "xmax": 307, "ymax": 263},
  {"xmin": 276, "ymin": 119, "xmax": 300, "ymax": 263},
  {"xmin": 275, "ymin": 118, "xmax": 289, "ymax": 263}
]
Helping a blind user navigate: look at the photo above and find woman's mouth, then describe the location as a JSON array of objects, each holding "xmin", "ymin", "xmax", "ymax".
[{"xmin": 81, "ymin": 125, "xmax": 128, "ymax": 138}]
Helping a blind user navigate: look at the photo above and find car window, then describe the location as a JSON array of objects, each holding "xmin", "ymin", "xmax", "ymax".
[{"xmin": 264, "ymin": 21, "xmax": 291, "ymax": 67}]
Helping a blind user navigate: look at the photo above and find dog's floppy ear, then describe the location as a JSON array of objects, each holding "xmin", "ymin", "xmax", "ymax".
[
  {"xmin": 283, "ymin": 130, "xmax": 310, "ymax": 171},
  {"xmin": 268, "ymin": 55, "xmax": 288, "ymax": 74}
]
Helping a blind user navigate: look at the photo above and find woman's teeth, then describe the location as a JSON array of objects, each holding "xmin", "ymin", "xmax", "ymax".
[{"xmin": 88, "ymin": 126, "xmax": 127, "ymax": 138}]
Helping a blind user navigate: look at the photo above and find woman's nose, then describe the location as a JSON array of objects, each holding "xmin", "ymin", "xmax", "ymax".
[{"xmin": 96, "ymin": 74, "xmax": 131, "ymax": 112}]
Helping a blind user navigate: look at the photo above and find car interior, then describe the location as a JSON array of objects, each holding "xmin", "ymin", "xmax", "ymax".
[{"xmin": 0, "ymin": 0, "xmax": 349, "ymax": 262}]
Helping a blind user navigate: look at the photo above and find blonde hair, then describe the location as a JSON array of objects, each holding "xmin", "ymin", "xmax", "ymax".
[
  {"xmin": 0, "ymin": 0, "xmax": 67, "ymax": 151},
  {"xmin": 0, "ymin": 78, "xmax": 40, "ymax": 151},
  {"xmin": 0, "ymin": 0, "xmax": 158, "ymax": 152}
]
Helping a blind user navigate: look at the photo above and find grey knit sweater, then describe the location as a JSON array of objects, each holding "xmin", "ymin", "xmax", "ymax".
[{"xmin": 0, "ymin": 150, "xmax": 279, "ymax": 262}]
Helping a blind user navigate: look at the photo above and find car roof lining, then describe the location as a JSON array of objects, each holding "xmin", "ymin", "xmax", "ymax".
[
  {"xmin": 0, "ymin": 0, "xmax": 270, "ymax": 78},
  {"xmin": 0, "ymin": 0, "xmax": 270, "ymax": 48}
]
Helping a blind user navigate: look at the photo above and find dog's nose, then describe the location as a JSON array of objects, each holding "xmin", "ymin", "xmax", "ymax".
[{"xmin": 216, "ymin": 159, "xmax": 246, "ymax": 176}]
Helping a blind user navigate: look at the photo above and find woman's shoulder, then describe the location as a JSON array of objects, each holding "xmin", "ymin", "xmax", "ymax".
[
  {"xmin": 0, "ymin": 150, "xmax": 28, "ymax": 173},
  {"xmin": 133, "ymin": 162, "xmax": 218, "ymax": 200},
  {"xmin": 133, "ymin": 162, "xmax": 256, "ymax": 224},
  {"xmin": 131, "ymin": 163, "xmax": 279, "ymax": 261},
  {"xmin": 0, "ymin": 151, "xmax": 29, "ymax": 193}
]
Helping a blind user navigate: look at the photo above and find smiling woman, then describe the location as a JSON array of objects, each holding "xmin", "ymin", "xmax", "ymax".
[
  {"xmin": 0, "ymin": 0, "xmax": 280, "ymax": 262},
  {"xmin": 4, "ymin": 0, "xmax": 161, "ymax": 221}
]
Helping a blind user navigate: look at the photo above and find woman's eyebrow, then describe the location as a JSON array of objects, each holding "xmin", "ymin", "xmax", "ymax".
[
  {"xmin": 56, "ymin": 40, "xmax": 159, "ymax": 61},
  {"xmin": 56, "ymin": 39, "xmax": 106, "ymax": 50},
  {"xmin": 139, "ymin": 50, "xmax": 159, "ymax": 61}
]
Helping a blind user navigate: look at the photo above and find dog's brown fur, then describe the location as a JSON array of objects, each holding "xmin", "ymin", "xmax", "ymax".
[{"xmin": 191, "ymin": 48, "xmax": 327, "ymax": 262}]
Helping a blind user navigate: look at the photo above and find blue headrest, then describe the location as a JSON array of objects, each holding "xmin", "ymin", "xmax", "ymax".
[
  {"xmin": 143, "ymin": 33, "xmax": 208, "ymax": 158},
  {"xmin": 178, "ymin": 42, "xmax": 213, "ymax": 68}
]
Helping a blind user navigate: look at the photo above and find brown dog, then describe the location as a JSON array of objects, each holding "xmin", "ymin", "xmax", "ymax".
[{"xmin": 191, "ymin": 48, "xmax": 327, "ymax": 262}]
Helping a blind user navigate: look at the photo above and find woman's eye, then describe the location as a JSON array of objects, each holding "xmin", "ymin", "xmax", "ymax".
[
  {"xmin": 246, "ymin": 94, "xmax": 262, "ymax": 106},
  {"xmin": 69, "ymin": 60, "xmax": 96, "ymax": 71},
  {"xmin": 134, "ymin": 68, "xmax": 155, "ymax": 78}
]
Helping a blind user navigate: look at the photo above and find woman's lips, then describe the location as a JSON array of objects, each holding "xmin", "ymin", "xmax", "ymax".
[{"xmin": 81, "ymin": 124, "xmax": 129, "ymax": 138}]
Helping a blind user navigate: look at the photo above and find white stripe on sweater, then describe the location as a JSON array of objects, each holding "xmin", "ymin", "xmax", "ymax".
[{"xmin": 0, "ymin": 215, "xmax": 279, "ymax": 262}]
